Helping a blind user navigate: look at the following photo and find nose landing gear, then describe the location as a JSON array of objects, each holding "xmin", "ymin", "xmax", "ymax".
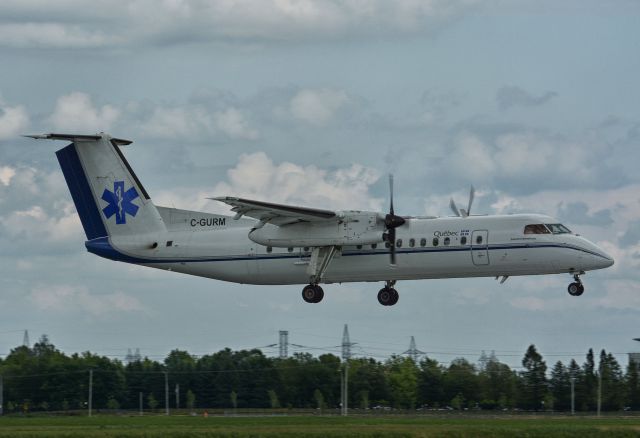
[
  {"xmin": 378, "ymin": 280, "xmax": 399, "ymax": 306},
  {"xmin": 567, "ymin": 273, "xmax": 585, "ymax": 296},
  {"xmin": 302, "ymin": 284, "xmax": 324, "ymax": 303}
]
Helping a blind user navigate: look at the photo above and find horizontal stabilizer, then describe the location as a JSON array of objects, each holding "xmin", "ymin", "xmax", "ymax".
[{"xmin": 24, "ymin": 133, "xmax": 132, "ymax": 146}]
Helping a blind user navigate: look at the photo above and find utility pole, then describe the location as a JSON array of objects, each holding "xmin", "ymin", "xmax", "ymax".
[
  {"xmin": 164, "ymin": 371, "xmax": 169, "ymax": 416},
  {"xmin": 139, "ymin": 392, "xmax": 143, "ymax": 416},
  {"xmin": 570, "ymin": 376, "xmax": 575, "ymax": 415},
  {"xmin": 279, "ymin": 331, "xmax": 289, "ymax": 358},
  {"xmin": 0, "ymin": 374, "xmax": 4, "ymax": 416},
  {"xmin": 88, "ymin": 369, "xmax": 93, "ymax": 417},
  {"xmin": 597, "ymin": 362, "xmax": 602, "ymax": 417},
  {"xmin": 175, "ymin": 383, "xmax": 180, "ymax": 410},
  {"xmin": 341, "ymin": 324, "xmax": 355, "ymax": 417},
  {"xmin": 23, "ymin": 330, "xmax": 29, "ymax": 348}
]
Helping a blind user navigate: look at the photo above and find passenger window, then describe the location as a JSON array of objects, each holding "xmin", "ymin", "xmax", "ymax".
[
  {"xmin": 460, "ymin": 236, "xmax": 467, "ymax": 245},
  {"xmin": 371, "ymin": 243, "xmax": 377, "ymax": 249},
  {"xmin": 524, "ymin": 224, "xmax": 551, "ymax": 234},
  {"xmin": 396, "ymin": 239, "xmax": 402, "ymax": 248},
  {"xmin": 476, "ymin": 235, "xmax": 483, "ymax": 244},
  {"xmin": 420, "ymin": 238, "xmax": 427, "ymax": 247},
  {"xmin": 267, "ymin": 246, "xmax": 272, "ymax": 253},
  {"xmin": 444, "ymin": 237, "xmax": 450, "ymax": 246},
  {"xmin": 409, "ymin": 238, "xmax": 415, "ymax": 248},
  {"xmin": 432, "ymin": 237, "xmax": 439, "ymax": 247}
]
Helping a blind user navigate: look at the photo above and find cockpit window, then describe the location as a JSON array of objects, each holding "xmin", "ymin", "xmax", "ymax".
[
  {"xmin": 546, "ymin": 223, "xmax": 572, "ymax": 234},
  {"xmin": 524, "ymin": 224, "xmax": 551, "ymax": 234}
]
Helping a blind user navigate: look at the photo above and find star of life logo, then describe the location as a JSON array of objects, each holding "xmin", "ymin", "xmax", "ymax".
[{"xmin": 101, "ymin": 181, "xmax": 139, "ymax": 224}]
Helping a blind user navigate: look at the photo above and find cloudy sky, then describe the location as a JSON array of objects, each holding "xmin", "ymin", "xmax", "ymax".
[{"xmin": 1, "ymin": 0, "xmax": 640, "ymax": 370}]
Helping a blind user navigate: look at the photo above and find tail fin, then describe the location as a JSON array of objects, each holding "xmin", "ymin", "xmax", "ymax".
[{"xmin": 30, "ymin": 133, "xmax": 165, "ymax": 239}]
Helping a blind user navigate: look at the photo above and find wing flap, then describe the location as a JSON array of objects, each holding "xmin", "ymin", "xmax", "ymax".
[{"xmin": 212, "ymin": 196, "xmax": 337, "ymax": 224}]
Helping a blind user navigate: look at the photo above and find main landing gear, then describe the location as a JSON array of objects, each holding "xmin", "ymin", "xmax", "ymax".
[
  {"xmin": 302, "ymin": 284, "xmax": 324, "ymax": 303},
  {"xmin": 567, "ymin": 272, "xmax": 585, "ymax": 297},
  {"xmin": 378, "ymin": 280, "xmax": 399, "ymax": 306}
]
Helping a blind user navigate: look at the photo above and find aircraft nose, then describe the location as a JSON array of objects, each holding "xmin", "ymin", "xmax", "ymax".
[{"xmin": 593, "ymin": 247, "xmax": 614, "ymax": 269}]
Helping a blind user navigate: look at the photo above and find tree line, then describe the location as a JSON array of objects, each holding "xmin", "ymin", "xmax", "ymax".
[{"xmin": 1, "ymin": 336, "xmax": 639, "ymax": 413}]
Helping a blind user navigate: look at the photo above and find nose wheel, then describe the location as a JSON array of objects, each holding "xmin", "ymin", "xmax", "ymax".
[
  {"xmin": 302, "ymin": 284, "xmax": 324, "ymax": 303},
  {"xmin": 378, "ymin": 281, "xmax": 399, "ymax": 306},
  {"xmin": 568, "ymin": 273, "xmax": 585, "ymax": 296}
]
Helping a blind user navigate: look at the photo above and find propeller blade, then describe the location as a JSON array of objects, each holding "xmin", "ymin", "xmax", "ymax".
[
  {"xmin": 389, "ymin": 228, "xmax": 397, "ymax": 266},
  {"xmin": 389, "ymin": 174, "xmax": 395, "ymax": 216},
  {"xmin": 466, "ymin": 185, "xmax": 475, "ymax": 217},
  {"xmin": 449, "ymin": 198, "xmax": 461, "ymax": 217}
]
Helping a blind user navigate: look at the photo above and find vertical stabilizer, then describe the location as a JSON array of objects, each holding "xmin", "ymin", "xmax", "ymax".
[{"xmin": 38, "ymin": 133, "xmax": 166, "ymax": 239}]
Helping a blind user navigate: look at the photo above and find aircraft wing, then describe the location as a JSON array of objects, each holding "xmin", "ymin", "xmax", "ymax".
[{"xmin": 211, "ymin": 196, "xmax": 337, "ymax": 225}]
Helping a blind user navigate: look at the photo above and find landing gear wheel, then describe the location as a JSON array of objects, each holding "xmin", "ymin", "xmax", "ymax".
[
  {"xmin": 389, "ymin": 288, "xmax": 399, "ymax": 305},
  {"xmin": 313, "ymin": 285, "xmax": 324, "ymax": 303},
  {"xmin": 568, "ymin": 282, "xmax": 584, "ymax": 296},
  {"xmin": 377, "ymin": 287, "xmax": 399, "ymax": 306},
  {"xmin": 302, "ymin": 284, "xmax": 324, "ymax": 303}
]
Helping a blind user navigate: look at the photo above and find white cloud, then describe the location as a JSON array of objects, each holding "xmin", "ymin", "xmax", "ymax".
[
  {"xmin": 0, "ymin": 165, "xmax": 16, "ymax": 186},
  {"xmin": 0, "ymin": 1, "xmax": 479, "ymax": 49},
  {"xmin": 29, "ymin": 284, "xmax": 144, "ymax": 317},
  {"xmin": 290, "ymin": 88, "xmax": 350, "ymax": 125},
  {"xmin": 48, "ymin": 92, "xmax": 119, "ymax": 132},
  {"xmin": 154, "ymin": 152, "xmax": 383, "ymax": 212},
  {"xmin": 0, "ymin": 23, "xmax": 115, "ymax": 49},
  {"xmin": 214, "ymin": 108, "xmax": 258, "ymax": 140},
  {"xmin": 1, "ymin": 203, "xmax": 80, "ymax": 243},
  {"xmin": 0, "ymin": 101, "xmax": 29, "ymax": 140},
  {"xmin": 214, "ymin": 152, "xmax": 383, "ymax": 210},
  {"xmin": 140, "ymin": 105, "xmax": 214, "ymax": 138},
  {"xmin": 597, "ymin": 279, "xmax": 640, "ymax": 310}
]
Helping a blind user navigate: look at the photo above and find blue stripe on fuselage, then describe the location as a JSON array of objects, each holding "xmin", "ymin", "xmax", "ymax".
[{"xmin": 85, "ymin": 237, "xmax": 609, "ymax": 264}]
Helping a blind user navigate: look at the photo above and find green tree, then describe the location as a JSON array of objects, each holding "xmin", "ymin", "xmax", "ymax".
[
  {"xmin": 443, "ymin": 358, "xmax": 479, "ymax": 409},
  {"xmin": 626, "ymin": 360, "xmax": 640, "ymax": 409},
  {"xmin": 186, "ymin": 390, "xmax": 196, "ymax": 413},
  {"xmin": 418, "ymin": 357, "xmax": 444, "ymax": 408},
  {"xmin": 478, "ymin": 356, "xmax": 517, "ymax": 409},
  {"xmin": 549, "ymin": 361, "xmax": 570, "ymax": 411},
  {"xmin": 147, "ymin": 394, "xmax": 158, "ymax": 410},
  {"xmin": 578, "ymin": 349, "xmax": 597, "ymax": 411},
  {"xmin": 520, "ymin": 345, "xmax": 547, "ymax": 410},
  {"xmin": 313, "ymin": 389, "xmax": 325, "ymax": 411},
  {"xmin": 267, "ymin": 389, "xmax": 279, "ymax": 409},
  {"xmin": 230, "ymin": 390, "xmax": 238, "ymax": 409},
  {"xmin": 599, "ymin": 350, "xmax": 624, "ymax": 411},
  {"xmin": 386, "ymin": 356, "xmax": 419, "ymax": 409},
  {"xmin": 106, "ymin": 398, "xmax": 120, "ymax": 410}
]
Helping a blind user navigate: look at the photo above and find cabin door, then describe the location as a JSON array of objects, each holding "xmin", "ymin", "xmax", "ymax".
[{"xmin": 471, "ymin": 230, "xmax": 489, "ymax": 266}]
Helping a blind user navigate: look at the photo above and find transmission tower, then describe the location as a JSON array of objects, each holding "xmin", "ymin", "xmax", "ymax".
[
  {"xmin": 342, "ymin": 324, "xmax": 355, "ymax": 360},
  {"xmin": 279, "ymin": 331, "xmax": 289, "ymax": 358},
  {"xmin": 22, "ymin": 330, "xmax": 29, "ymax": 348},
  {"xmin": 402, "ymin": 336, "xmax": 425, "ymax": 362}
]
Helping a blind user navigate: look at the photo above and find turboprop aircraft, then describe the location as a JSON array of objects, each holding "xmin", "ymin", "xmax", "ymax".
[{"xmin": 28, "ymin": 133, "xmax": 614, "ymax": 306}]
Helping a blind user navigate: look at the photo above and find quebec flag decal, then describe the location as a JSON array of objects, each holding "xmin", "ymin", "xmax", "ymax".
[{"xmin": 101, "ymin": 181, "xmax": 139, "ymax": 224}]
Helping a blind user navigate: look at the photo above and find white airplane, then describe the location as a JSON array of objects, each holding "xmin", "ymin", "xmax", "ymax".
[{"xmin": 28, "ymin": 133, "xmax": 614, "ymax": 306}]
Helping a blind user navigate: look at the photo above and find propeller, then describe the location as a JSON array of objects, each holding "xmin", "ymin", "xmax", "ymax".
[
  {"xmin": 449, "ymin": 185, "xmax": 475, "ymax": 218},
  {"xmin": 384, "ymin": 174, "xmax": 405, "ymax": 266}
]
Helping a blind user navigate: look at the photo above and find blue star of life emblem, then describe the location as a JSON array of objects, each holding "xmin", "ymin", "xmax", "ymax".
[{"xmin": 101, "ymin": 181, "xmax": 139, "ymax": 224}]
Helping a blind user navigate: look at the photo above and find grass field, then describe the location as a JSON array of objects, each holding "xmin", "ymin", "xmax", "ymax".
[{"xmin": 1, "ymin": 414, "xmax": 640, "ymax": 437}]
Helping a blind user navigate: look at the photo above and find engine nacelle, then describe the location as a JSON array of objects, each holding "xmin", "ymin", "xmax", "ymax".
[{"xmin": 249, "ymin": 212, "xmax": 384, "ymax": 248}]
